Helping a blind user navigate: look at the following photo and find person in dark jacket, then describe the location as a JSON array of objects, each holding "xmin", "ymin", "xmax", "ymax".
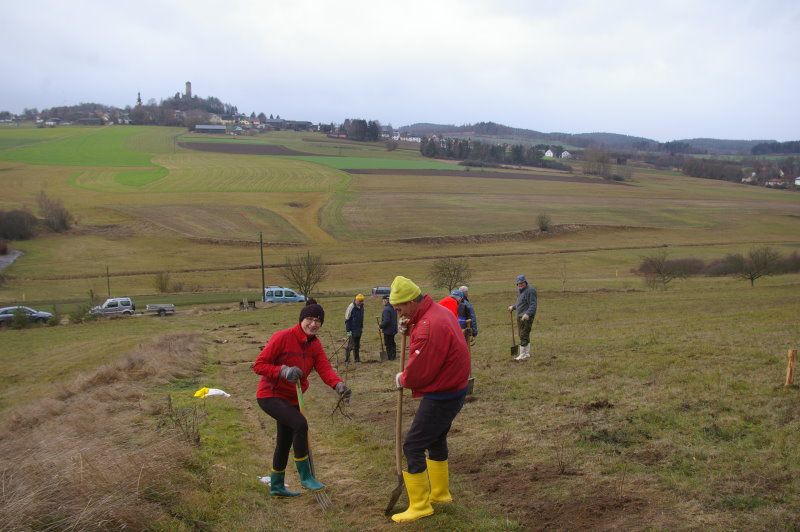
[
  {"xmin": 458, "ymin": 285, "xmax": 478, "ymax": 339},
  {"xmin": 379, "ymin": 294, "xmax": 398, "ymax": 360},
  {"xmin": 344, "ymin": 293, "xmax": 365, "ymax": 363},
  {"xmin": 252, "ymin": 299, "xmax": 352, "ymax": 497},
  {"xmin": 389, "ymin": 276, "xmax": 470, "ymax": 523},
  {"xmin": 508, "ymin": 274, "xmax": 537, "ymax": 361}
]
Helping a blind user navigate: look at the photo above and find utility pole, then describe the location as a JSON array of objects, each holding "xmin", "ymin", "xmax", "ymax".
[
  {"xmin": 106, "ymin": 265, "xmax": 111, "ymax": 297},
  {"xmin": 259, "ymin": 231, "xmax": 266, "ymax": 302}
]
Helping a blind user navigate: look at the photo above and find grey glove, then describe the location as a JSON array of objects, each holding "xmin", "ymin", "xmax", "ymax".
[
  {"xmin": 335, "ymin": 382, "xmax": 352, "ymax": 403},
  {"xmin": 398, "ymin": 317, "xmax": 409, "ymax": 335},
  {"xmin": 279, "ymin": 365, "xmax": 302, "ymax": 383}
]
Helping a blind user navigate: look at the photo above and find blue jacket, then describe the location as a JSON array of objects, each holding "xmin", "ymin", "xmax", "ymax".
[
  {"xmin": 512, "ymin": 284, "xmax": 537, "ymax": 318},
  {"xmin": 345, "ymin": 301, "xmax": 364, "ymax": 336},
  {"xmin": 458, "ymin": 299, "xmax": 478, "ymax": 336},
  {"xmin": 380, "ymin": 302, "xmax": 398, "ymax": 335}
]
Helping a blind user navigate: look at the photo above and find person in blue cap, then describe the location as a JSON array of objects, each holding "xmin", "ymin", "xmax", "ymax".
[{"xmin": 508, "ymin": 274, "xmax": 537, "ymax": 360}]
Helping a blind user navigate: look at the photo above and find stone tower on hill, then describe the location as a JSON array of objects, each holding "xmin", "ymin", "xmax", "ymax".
[{"xmin": 185, "ymin": 81, "xmax": 192, "ymax": 98}]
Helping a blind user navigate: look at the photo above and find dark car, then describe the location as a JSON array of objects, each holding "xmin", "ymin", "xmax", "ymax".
[
  {"xmin": 0, "ymin": 306, "xmax": 54, "ymax": 327},
  {"xmin": 371, "ymin": 286, "xmax": 391, "ymax": 298}
]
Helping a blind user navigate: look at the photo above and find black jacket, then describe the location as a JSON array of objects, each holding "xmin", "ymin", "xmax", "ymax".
[
  {"xmin": 380, "ymin": 302, "xmax": 398, "ymax": 335},
  {"xmin": 345, "ymin": 301, "xmax": 364, "ymax": 336}
]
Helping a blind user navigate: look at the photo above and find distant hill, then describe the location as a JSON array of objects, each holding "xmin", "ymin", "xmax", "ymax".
[
  {"xmin": 399, "ymin": 122, "xmax": 774, "ymax": 155},
  {"xmin": 399, "ymin": 122, "xmax": 657, "ymax": 150},
  {"xmin": 674, "ymin": 138, "xmax": 775, "ymax": 155}
]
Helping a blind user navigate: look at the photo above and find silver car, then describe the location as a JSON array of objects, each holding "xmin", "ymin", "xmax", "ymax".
[{"xmin": 90, "ymin": 297, "xmax": 136, "ymax": 316}]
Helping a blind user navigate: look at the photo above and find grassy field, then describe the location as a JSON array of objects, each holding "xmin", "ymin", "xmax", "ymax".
[{"xmin": 0, "ymin": 125, "xmax": 799, "ymax": 529}]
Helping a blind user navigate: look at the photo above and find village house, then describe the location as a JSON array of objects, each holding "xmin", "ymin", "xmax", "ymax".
[
  {"xmin": 544, "ymin": 149, "xmax": 554, "ymax": 157},
  {"xmin": 561, "ymin": 150, "xmax": 572, "ymax": 158}
]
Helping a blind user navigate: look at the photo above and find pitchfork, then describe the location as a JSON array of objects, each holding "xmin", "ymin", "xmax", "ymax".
[{"xmin": 295, "ymin": 382, "xmax": 333, "ymax": 510}]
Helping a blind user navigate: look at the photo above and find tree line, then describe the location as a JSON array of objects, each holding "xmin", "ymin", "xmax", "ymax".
[
  {"xmin": 340, "ymin": 119, "xmax": 383, "ymax": 141},
  {"xmin": 419, "ymin": 137, "xmax": 571, "ymax": 170},
  {"xmin": 682, "ymin": 156, "xmax": 800, "ymax": 184},
  {"xmin": 751, "ymin": 140, "xmax": 800, "ymax": 155},
  {"xmin": 634, "ymin": 247, "xmax": 800, "ymax": 289}
]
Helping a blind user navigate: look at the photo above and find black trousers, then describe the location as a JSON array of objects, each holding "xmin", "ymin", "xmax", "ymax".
[
  {"xmin": 403, "ymin": 395, "xmax": 465, "ymax": 474},
  {"xmin": 257, "ymin": 397, "xmax": 309, "ymax": 471},
  {"xmin": 384, "ymin": 333, "xmax": 397, "ymax": 360},
  {"xmin": 345, "ymin": 334, "xmax": 361, "ymax": 362}
]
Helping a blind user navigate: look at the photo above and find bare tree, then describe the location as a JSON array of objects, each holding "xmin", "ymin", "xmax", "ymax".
[
  {"xmin": 281, "ymin": 252, "xmax": 329, "ymax": 299},
  {"xmin": 728, "ymin": 246, "xmax": 781, "ymax": 287},
  {"xmin": 536, "ymin": 213, "xmax": 552, "ymax": 232},
  {"xmin": 636, "ymin": 250, "xmax": 688, "ymax": 290},
  {"xmin": 37, "ymin": 191, "xmax": 74, "ymax": 232},
  {"xmin": 154, "ymin": 272, "xmax": 171, "ymax": 293},
  {"xmin": 583, "ymin": 149, "xmax": 611, "ymax": 178},
  {"xmin": 429, "ymin": 257, "xmax": 471, "ymax": 293}
]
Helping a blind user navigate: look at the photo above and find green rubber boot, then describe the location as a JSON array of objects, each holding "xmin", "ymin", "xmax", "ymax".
[
  {"xmin": 269, "ymin": 469, "xmax": 300, "ymax": 497},
  {"xmin": 294, "ymin": 455, "xmax": 325, "ymax": 491}
]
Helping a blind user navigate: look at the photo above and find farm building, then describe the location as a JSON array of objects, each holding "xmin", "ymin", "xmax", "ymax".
[
  {"xmin": 561, "ymin": 150, "xmax": 572, "ymax": 158},
  {"xmin": 544, "ymin": 149, "xmax": 554, "ymax": 157},
  {"xmin": 195, "ymin": 124, "xmax": 226, "ymax": 134}
]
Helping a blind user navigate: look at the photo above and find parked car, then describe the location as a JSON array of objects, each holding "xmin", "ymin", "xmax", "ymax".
[
  {"xmin": 90, "ymin": 297, "xmax": 136, "ymax": 316},
  {"xmin": 145, "ymin": 303, "xmax": 175, "ymax": 316},
  {"xmin": 264, "ymin": 286, "xmax": 306, "ymax": 303},
  {"xmin": 0, "ymin": 306, "xmax": 53, "ymax": 326},
  {"xmin": 371, "ymin": 286, "xmax": 391, "ymax": 298}
]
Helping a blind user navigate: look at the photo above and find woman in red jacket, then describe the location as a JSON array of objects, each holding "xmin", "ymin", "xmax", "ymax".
[{"xmin": 252, "ymin": 299, "xmax": 351, "ymax": 497}]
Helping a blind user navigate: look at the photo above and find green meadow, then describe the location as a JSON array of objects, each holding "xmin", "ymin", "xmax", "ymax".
[{"xmin": 1, "ymin": 125, "xmax": 799, "ymax": 529}]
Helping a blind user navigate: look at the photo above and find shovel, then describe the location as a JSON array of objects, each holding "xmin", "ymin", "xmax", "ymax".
[
  {"xmin": 376, "ymin": 316, "xmax": 387, "ymax": 362},
  {"xmin": 509, "ymin": 309, "xmax": 519, "ymax": 357},
  {"xmin": 464, "ymin": 319, "xmax": 475, "ymax": 395},
  {"xmin": 384, "ymin": 331, "xmax": 408, "ymax": 516}
]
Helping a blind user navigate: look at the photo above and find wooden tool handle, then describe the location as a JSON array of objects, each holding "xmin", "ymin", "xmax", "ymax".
[
  {"xmin": 509, "ymin": 309, "xmax": 516, "ymax": 345},
  {"xmin": 394, "ymin": 332, "xmax": 407, "ymax": 475},
  {"xmin": 786, "ymin": 349, "xmax": 797, "ymax": 387}
]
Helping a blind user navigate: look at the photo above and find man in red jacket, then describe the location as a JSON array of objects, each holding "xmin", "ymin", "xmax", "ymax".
[
  {"xmin": 252, "ymin": 299, "xmax": 351, "ymax": 497},
  {"xmin": 389, "ymin": 276, "xmax": 471, "ymax": 523}
]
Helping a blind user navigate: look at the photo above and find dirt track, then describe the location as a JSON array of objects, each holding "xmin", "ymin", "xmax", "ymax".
[
  {"xmin": 178, "ymin": 142, "xmax": 315, "ymax": 156},
  {"xmin": 345, "ymin": 168, "xmax": 627, "ymax": 184}
]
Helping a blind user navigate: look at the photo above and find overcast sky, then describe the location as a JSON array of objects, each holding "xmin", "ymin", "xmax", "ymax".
[{"xmin": 1, "ymin": 0, "xmax": 798, "ymax": 141}]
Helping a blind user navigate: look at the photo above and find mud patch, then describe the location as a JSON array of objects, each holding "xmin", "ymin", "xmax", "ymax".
[
  {"xmin": 389, "ymin": 224, "xmax": 642, "ymax": 245},
  {"xmin": 68, "ymin": 224, "xmax": 136, "ymax": 238},
  {"xmin": 178, "ymin": 142, "xmax": 315, "ymax": 156},
  {"xmin": 346, "ymin": 168, "xmax": 628, "ymax": 184},
  {"xmin": 582, "ymin": 399, "xmax": 614, "ymax": 412}
]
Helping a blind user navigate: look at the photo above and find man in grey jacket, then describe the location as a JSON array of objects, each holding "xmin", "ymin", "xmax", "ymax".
[{"xmin": 508, "ymin": 274, "xmax": 537, "ymax": 361}]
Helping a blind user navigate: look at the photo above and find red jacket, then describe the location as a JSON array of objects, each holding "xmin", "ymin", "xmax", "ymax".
[
  {"xmin": 399, "ymin": 295, "xmax": 471, "ymax": 398},
  {"xmin": 253, "ymin": 323, "xmax": 342, "ymax": 404},
  {"xmin": 438, "ymin": 296, "xmax": 458, "ymax": 317}
]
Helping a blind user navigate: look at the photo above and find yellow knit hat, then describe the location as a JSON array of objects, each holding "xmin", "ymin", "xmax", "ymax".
[
  {"xmin": 389, "ymin": 276, "xmax": 421, "ymax": 305},
  {"xmin": 355, "ymin": 293, "xmax": 365, "ymax": 301}
]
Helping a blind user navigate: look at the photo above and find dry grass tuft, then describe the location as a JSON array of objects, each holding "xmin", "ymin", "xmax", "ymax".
[{"xmin": 0, "ymin": 332, "xmax": 208, "ymax": 531}]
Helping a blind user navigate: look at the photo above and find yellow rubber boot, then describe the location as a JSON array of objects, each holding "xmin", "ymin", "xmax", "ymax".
[
  {"xmin": 391, "ymin": 470, "xmax": 434, "ymax": 523},
  {"xmin": 426, "ymin": 458, "xmax": 453, "ymax": 503}
]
